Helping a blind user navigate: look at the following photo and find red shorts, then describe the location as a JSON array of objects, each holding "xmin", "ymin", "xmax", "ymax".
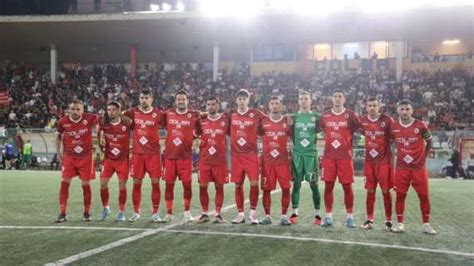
[
  {"xmin": 394, "ymin": 168, "xmax": 429, "ymax": 194},
  {"xmin": 231, "ymin": 154, "xmax": 260, "ymax": 184},
  {"xmin": 100, "ymin": 158, "xmax": 129, "ymax": 181},
  {"xmin": 62, "ymin": 155, "xmax": 96, "ymax": 180},
  {"xmin": 198, "ymin": 163, "xmax": 229, "ymax": 185},
  {"xmin": 163, "ymin": 158, "xmax": 193, "ymax": 183},
  {"xmin": 130, "ymin": 153, "xmax": 162, "ymax": 179},
  {"xmin": 261, "ymin": 163, "xmax": 292, "ymax": 191},
  {"xmin": 364, "ymin": 163, "xmax": 393, "ymax": 191},
  {"xmin": 321, "ymin": 158, "xmax": 354, "ymax": 184}
]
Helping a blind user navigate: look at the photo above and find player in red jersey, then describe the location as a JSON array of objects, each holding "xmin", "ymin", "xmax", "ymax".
[
  {"xmin": 162, "ymin": 90, "xmax": 199, "ymax": 223},
  {"xmin": 320, "ymin": 90, "xmax": 360, "ymax": 228},
  {"xmin": 390, "ymin": 100, "xmax": 436, "ymax": 234},
  {"xmin": 124, "ymin": 89, "xmax": 164, "ymax": 222},
  {"xmin": 97, "ymin": 101, "xmax": 132, "ymax": 222},
  {"xmin": 55, "ymin": 100, "xmax": 99, "ymax": 223},
  {"xmin": 259, "ymin": 96, "xmax": 292, "ymax": 226},
  {"xmin": 229, "ymin": 89, "xmax": 266, "ymax": 224},
  {"xmin": 359, "ymin": 97, "xmax": 394, "ymax": 231},
  {"xmin": 195, "ymin": 96, "xmax": 229, "ymax": 224}
]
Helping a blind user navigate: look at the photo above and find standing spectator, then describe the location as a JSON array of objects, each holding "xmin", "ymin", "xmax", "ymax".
[
  {"xmin": 448, "ymin": 149, "xmax": 465, "ymax": 179},
  {"xmin": 22, "ymin": 139, "xmax": 32, "ymax": 170},
  {"xmin": 4, "ymin": 141, "xmax": 14, "ymax": 169}
]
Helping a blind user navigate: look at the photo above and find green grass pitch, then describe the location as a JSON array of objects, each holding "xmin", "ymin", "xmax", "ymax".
[{"xmin": 1, "ymin": 171, "xmax": 473, "ymax": 265}]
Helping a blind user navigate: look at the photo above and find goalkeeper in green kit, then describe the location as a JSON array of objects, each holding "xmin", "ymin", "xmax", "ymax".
[{"xmin": 289, "ymin": 91, "xmax": 322, "ymax": 225}]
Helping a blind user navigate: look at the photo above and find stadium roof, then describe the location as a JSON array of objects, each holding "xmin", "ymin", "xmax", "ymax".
[{"xmin": 0, "ymin": 7, "xmax": 472, "ymax": 63}]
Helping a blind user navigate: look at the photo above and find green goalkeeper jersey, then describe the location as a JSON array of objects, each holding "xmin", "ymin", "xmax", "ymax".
[{"xmin": 292, "ymin": 111, "xmax": 320, "ymax": 157}]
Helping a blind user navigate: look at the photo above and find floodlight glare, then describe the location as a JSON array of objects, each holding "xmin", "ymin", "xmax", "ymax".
[{"xmin": 150, "ymin": 4, "xmax": 160, "ymax": 11}]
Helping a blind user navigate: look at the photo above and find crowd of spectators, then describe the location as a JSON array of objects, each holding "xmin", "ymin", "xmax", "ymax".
[{"xmin": 0, "ymin": 61, "xmax": 472, "ymax": 131}]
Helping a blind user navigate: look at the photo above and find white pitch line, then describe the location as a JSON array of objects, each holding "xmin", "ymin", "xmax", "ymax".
[
  {"xmin": 0, "ymin": 225, "xmax": 150, "ymax": 232},
  {"xmin": 44, "ymin": 188, "xmax": 282, "ymax": 265},
  {"xmin": 166, "ymin": 229, "xmax": 474, "ymax": 258}
]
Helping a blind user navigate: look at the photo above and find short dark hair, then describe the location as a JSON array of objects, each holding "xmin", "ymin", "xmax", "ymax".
[
  {"xmin": 235, "ymin": 89, "xmax": 250, "ymax": 98},
  {"xmin": 269, "ymin": 96, "xmax": 282, "ymax": 103},
  {"xmin": 175, "ymin": 90, "xmax": 188, "ymax": 98},
  {"xmin": 366, "ymin": 97, "xmax": 378, "ymax": 103},
  {"xmin": 107, "ymin": 101, "xmax": 121, "ymax": 110},
  {"xmin": 207, "ymin": 96, "xmax": 220, "ymax": 104},
  {"xmin": 398, "ymin": 99, "xmax": 414, "ymax": 107},
  {"xmin": 299, "ymin": 91, "xmax": 311, "ymax": 97},
  {"xmin": 333, "ymin": 89, "xmax": 345, "ymax": 96},
  {"xmin": 140, "ymin": 89, "xmax": 153, "ymax": 97},
  {"xmin": 70, "ymin": 99, "xmax": 84, "ymax": 106}
]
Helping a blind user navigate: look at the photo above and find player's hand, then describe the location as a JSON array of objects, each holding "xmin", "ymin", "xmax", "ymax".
[
  {"xmin": 199, "ymin": 111, "xmax": 208, "ymax": 118},
  {"xmin": 120, "ymin": 114, "xmax": 133, "ymax": 126},
  {"xmin": 58, "ymin": 152, "xmax": 63, "ymax": 164}
]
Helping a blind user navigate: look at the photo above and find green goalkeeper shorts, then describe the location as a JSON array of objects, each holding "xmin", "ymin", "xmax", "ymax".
[{"xmin": 292, "ymin": 154, "xmax": 319, "ymax": 183}]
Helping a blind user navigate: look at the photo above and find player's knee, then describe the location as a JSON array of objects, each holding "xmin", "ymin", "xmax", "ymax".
[
  {"xmin": 133, "ymin": 179, "xmax": 142, "ymax": 185},
  {"xmin": 200, "ymin": 183, "xmax": 208, "ymax": 188},
  {"xmin": 235, "ymin": 183, "xmax": 243, "ymax": 188},
  {"xmin": 250, "ymin": 181, "xmax": 259, "ymax": 187},
  {"xmin": 61, "ymin": 178, "xmax": 71, "ymax": 184},
  {"xmin": 81, "ymin": 180, "xmax": 90, "ymax": 186},
  {"xmin": 367, "ymin": 189, "xmax": 376, "ymax": 194},
  {"xmin": 119, "ymin": 181, "xmax": 127, "ymax": 190},
  {"xmin": 151, "ymin": 178, "xmax": 160, "ymax": 184},
  {"xmin": 381, "ymin": 189, "xmax": 390, "ymax": 195}
]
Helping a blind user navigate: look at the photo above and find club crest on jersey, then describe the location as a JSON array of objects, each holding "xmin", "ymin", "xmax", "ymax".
[
  {"xmin": 249, "ymin": 113, "xmax": 254, "ymax": 118},
  {"xmin": 122, "ymin": 126, "xmax": 126, "ymax": 131},
  {"xmin": 283, "ymin": 123, "xmax": 287, "ymax": 128},
  {"xmin": 414, "ymin": 128, "xmax": 419, "ymax": 134},
  {"xmin": 83, "ymin": 120, "xmax": 88, "ymax": 125},
  {"xmin": 311, "ymin": 117, "xmax": 316, "ymax": 122},
  {"xmin": 381, "ymin": 122, "xmax": 386, "ymax": 128},
  {"xmin": 344, "ymin": 113, "xmax": 349, "ymax": 119},
  {"xmin": 152, "ymin": 112, "xmax": 157, "ymax": 118},
  {"xmin": 220, "ymin": 121, "xmax": 225, "ymax": 127},
  {"xmin": 187, "ymin": 113, "xmax": 192, "ymax": 119}
]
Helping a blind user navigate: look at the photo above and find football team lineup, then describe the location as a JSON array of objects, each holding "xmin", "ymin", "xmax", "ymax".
[{"xmin": 54, "ymin": 88, "xmax": 436, "ymax": 234}]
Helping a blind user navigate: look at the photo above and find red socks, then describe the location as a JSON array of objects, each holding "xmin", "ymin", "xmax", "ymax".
[
  {"xmin": 200, "ymin": 186, "xmax": 209, "ymax": 213},
  {"xmin": 281, "ymin": 188, "xmax": 290, "ymax": 215},
  {"xmin": 82, "ymin": 184, "xmax": 91, "ymax": 214},
  {"xmin": 100, "ymin": 187, "xmax": 109, "ymax": 208},
  {"xmin": 249, "ymin": 185, "xmax": 259, "ymax": 210},
  {"xmin": 342, "ymin": 184, "xmax": 354, "ymax": 214},
  {"xmin": 383, "ymin": 192, "xmax": 392, "ymax": 221},
  {"xmin": 183, "ymin": 182, "xmax": 192, "ymax": 211},
  {"xmin": 235, "ymin": 186, "xmax": 244, "ymax": 212},
  {"xmin": 366, "ymin": 191, "xmax": 376, "ymax": 221},
  {"xmin": 324, "ymin": 182, "xmax": 335, "ymax": 213},
  {"xmin": 165, "ymin": 182, "xmax": 175, "ymax": 214},
  {"xmin": 215, "ymin": 184, "xmax": 224, "ymax": 214},
  {"xmin": 396, "ymin": 192, "xmax": 407, "ymax": 223},
  {"xmin": 263, "ymin": 190, "xmax": 271, "ymax": 215},
  {"xmin": 59, "ymin": 181, "xmax": 70, "ymax": 214},
  {"xmin": 151, "ymin": 182, "xmax": 161, "ymax": 214},
  {"xmin": 132, "ymin": 182, "xmax": 142, "ymax": 214},
  {"xmin": 118, "ymin": 188, "xmax": 127, "ymax": 212}
]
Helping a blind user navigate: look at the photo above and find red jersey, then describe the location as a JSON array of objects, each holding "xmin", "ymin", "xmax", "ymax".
[
  {"xmin": 229, "ymin": 108, "xmax": 266, "ymax": 156},
  {"xmin": 390, "ymin": 119, "xmax": 432, "ymax": 170},
  {"xmin": 124, "ymin": 107, "xmax": 163, "ymax": 155},
  {"xmin": 196, "ymin": 114, "xmax": 229, "ymax": 166},
  {"xmin": 320, "ymin": 109, "xmax": 360, "ymax": 159},
  {"xmin": 360, "ymin": 114, "xmax": 393, "ymax": 165},
  {"xmin": 163, "ymin": 109, "xmax": 199, "ymax": 160},
  {"xmin": 57, "ymin": 113, "xmax": 99, "ymax": 157},
  {"xmin": 261, "ymin": 116, "xmax": 291, "ymax": 165},
  {"xmin": 99, "ymin": 118, "xmax": 132, "ymax": 161}
]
